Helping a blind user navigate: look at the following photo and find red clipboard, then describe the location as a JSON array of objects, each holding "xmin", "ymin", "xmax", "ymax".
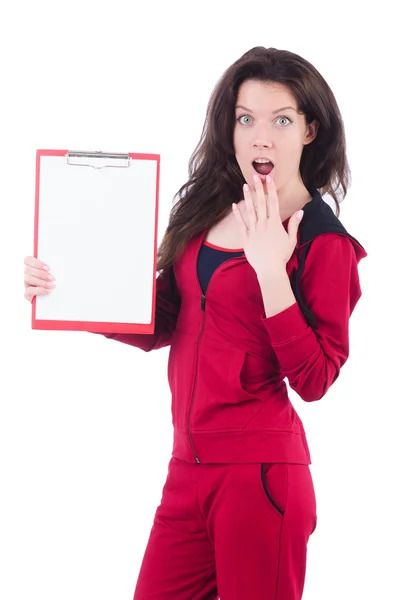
[{"xmin": 32, "ymin": 149, "xmax": 160, "ymax": 334}]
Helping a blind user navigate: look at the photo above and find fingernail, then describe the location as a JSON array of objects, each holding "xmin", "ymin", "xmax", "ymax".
[
  {"xmin": 253, "ymin": 174, "xmax": 260, "ymax": 183},
  {"xmin": 266, "ymin": 174, "xmax": 272, "ymax": 183},
  {"xmin": 42, "ymin": 266, "xmax": 50, "ymax": 271}
]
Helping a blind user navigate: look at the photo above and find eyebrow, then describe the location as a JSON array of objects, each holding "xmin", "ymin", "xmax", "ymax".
[{"xmin": 235, "ymin": 105, "xmax": 297, "ymax": 114}]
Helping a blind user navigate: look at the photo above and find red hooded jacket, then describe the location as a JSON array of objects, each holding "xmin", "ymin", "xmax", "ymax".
[{"xmin": 100, "ymin": 190, "xmax": 367, "ymax": 465}]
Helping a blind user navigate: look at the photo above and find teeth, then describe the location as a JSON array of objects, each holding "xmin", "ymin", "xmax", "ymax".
[{"xmin": 254, "ymin": 159, "xmax": 271, "ymax": 163}]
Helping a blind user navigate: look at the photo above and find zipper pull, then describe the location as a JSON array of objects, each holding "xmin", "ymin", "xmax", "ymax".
[{"xmin": 201, "ymin": 294, "xmax": 206, "ymax": 311}]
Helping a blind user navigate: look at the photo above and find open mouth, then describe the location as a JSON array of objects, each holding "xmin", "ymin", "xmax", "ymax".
[{"xmin": 252, "ymin": 160, "xmax": 274, "ymax": 176}]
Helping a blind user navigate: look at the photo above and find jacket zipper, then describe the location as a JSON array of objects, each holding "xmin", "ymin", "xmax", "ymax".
[
  {"xmin": 187, "ymin": 293, "xmax": 206, "ymax": 464},
  {"xmin": 187, "ymin": 251, "xmax": 245, "ymax": 464}
]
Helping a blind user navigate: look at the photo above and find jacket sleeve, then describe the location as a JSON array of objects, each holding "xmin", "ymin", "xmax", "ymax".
[
  {"xmin": 260, "ymin": 234, "xmax": 365, "ymax": 402},
  {"xmin": 92, "ymin": 266, "xmax": 181, "ymax": 352}
]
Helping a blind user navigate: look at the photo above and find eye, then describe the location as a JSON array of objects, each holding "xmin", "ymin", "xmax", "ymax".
[
  {"xmin": 276, "ymin": 116, "xmax": 292, "ymax": 126},
  {"xmin": 237, "ymin": 115, "xmax": 252, "ymax": 125},
  {"xmin": 236, "ymin": 115, "xmax": 293, "ymax": 127}
]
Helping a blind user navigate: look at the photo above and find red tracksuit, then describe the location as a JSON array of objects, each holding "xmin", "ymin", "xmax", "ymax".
[{"xmin": 99, "ymin": 189, "xmax": 367, "ymax": 599}]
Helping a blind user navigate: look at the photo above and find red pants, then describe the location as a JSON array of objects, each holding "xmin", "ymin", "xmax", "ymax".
[{"xmin": 133, "ymin": 457, "xmax": 317, "ymax": 600}]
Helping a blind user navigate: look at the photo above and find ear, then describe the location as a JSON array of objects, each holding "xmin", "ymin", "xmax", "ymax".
[{"xmin": 304, "ymin": 119, "xmax": 319, "ymax": 145}]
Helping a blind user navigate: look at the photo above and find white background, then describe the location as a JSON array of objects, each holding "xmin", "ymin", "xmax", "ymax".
[{"xmin": 1, "ymin": 1, "xmax": 395, "ymax": 599}]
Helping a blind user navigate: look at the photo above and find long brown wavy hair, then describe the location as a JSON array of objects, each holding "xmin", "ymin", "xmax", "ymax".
[{"xmin": 156, "ymin": 46, "xmax": 351, "ymax": 271}]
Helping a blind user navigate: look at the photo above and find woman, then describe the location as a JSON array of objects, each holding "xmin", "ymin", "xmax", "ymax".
[{"xmin": 24, "ymin": 46, "xmax": 367, "ymax": 600}]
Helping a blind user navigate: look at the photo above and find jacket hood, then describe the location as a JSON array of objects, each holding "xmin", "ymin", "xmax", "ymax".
[{"xmin": 296, "ymin": 189, "xmax": 367, "ymax": 261}]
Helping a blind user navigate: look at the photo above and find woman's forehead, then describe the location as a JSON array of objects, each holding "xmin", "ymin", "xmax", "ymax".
[{"xmin": 236, "ymin": 80, "xmax": 298, "ymax": 112}]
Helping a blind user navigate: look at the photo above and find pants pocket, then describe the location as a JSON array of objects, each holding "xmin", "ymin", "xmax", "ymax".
[{"xmin": 260, "ymin": 463, "xmax": 287, "ymax": 517}]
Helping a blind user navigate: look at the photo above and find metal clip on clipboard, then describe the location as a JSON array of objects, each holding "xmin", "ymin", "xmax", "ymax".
[{"xmin": 66, "ymin": 150, "xmax": 131, "ymax": 169}]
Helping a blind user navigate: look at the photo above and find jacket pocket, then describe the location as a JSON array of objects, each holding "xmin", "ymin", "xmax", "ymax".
[
  {"xmin": 260, "ymin": 463, "xmax": 287, "ymax": 517},
  {"xmin": 200, "ymin": 345, "xmax": 253, "ymax": 405},
  {"xmin": 240, "ymin": 350, "xmax": 279, "ymax": 396},
  {"xmin": 202, "ymin": 344, "xmax": 273, "ymax": 404}
]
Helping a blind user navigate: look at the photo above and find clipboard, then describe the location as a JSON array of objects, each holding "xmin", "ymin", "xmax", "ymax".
[{"xmin": 32, "ymin": 149, "xmax": 160, "ymax": 334}]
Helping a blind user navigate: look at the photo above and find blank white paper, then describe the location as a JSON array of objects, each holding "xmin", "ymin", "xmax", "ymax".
[{"xmin": 35, "ymin": 154, "xmax": 158, "ymax": 325}]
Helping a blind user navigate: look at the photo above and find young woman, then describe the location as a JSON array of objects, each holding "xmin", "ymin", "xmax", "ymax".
[{"xmin": 24, "ymin": 46, "xmax": 367, "ymax": 600}]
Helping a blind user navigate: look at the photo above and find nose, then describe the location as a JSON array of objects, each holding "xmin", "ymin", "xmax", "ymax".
[
  {"xmin": 252, "ymin": 123, "xmax": 273, "ymax": 149},
  {"xmin": 253, "ymin": 140, "xmax": 272, "ymax": 149}
]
